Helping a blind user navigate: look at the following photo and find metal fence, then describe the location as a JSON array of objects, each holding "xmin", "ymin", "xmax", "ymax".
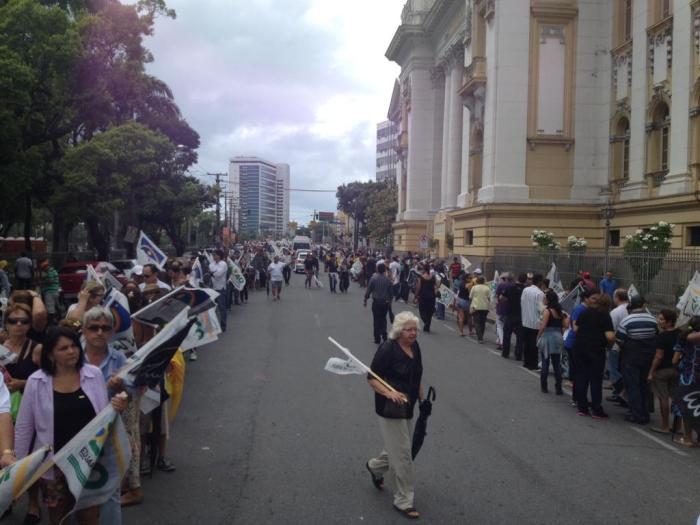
[{"xmin": 489, "ymin": 249, "xmax": 699, "ymax": 311}]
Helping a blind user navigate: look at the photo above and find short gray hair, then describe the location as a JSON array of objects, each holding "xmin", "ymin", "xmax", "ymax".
[
  {"xmin": 83, "ymin": 306, "xmax": 114, "ymax": 328},
  {"xmin": 388, "ymin": 311, "xmax": 420, "ymax": 340}
]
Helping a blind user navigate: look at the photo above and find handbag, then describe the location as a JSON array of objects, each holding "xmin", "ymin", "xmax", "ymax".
[{"xmin": 381, "ymin": 397, "xmax": 411, "ymax": 419}]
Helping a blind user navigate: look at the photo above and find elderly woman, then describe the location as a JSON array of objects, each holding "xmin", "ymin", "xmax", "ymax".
[
  {"xmin": 14, "ymin": 327, "xmax": 127, "ymax": 525},
  {"xmin": 65, "ymin": 280, "xmax": 106, "ymax": 324},
  {"xmin": 366, "ymin": 311, "xmax": 424, "ymax": 520}
]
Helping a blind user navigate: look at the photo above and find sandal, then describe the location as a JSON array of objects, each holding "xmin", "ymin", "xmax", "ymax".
[
  {"xmin": 393, "ymin": 505, "xmax": 420, "ymax": 519},
  {"xmin": 365, "ymin": 462, "xmax": 383, "ymax": 490},
  {"xmin": 673, "ymin": 437, "xmax": 697, "ymax": 448},
  {"xmin": 649, "ymin": 427, "xmax": 671, "ymax": 435}
]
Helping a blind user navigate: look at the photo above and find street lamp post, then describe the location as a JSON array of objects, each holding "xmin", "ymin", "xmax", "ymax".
[{"xmin": 601, "ymin": 198, "xmax": 616, "ymax": 274}]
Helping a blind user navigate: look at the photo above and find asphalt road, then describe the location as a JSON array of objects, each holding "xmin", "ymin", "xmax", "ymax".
[{"xmin": 119, "ymin": 274, "xmax": 700, "ymax": 525}]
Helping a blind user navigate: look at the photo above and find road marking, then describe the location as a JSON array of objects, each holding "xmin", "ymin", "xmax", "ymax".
[
  {"xmin": 629, "ymin": 426, "xmax": 688, "ymax": 457},
  {"xmin": 441, "ymin": 323, "xmax": 455, "ymax": 332},
  {"xmin": 314, "ymin": 314, "xmax": 321, "ymax": 328}
]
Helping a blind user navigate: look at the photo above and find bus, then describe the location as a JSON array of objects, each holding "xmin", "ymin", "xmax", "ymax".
[{"xmin": 292, "ymin": 236, "xmax": 311, "ymax": 251}]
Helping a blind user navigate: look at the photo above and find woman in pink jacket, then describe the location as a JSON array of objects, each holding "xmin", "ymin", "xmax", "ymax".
[{"xmin": 15, "ymin": 326, "xmax": 126, "ymax": 525}]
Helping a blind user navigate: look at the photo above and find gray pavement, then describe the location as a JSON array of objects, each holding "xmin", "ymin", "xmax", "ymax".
[{"xmin": 120, "ymin": 275, "xmax": 700, "ymax": 525}]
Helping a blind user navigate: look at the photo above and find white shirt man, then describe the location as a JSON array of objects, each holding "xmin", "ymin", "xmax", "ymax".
[
  {"xmin": 389, "ymin": 258, "xmax": 401, "ymax": 286},
  {"xmin": 268, "ymin": 260, "xmax": 285, "ymax": 282},
  {"xmin": 210, "ymin": 256, "xmax": 228, "ymax": 291}
]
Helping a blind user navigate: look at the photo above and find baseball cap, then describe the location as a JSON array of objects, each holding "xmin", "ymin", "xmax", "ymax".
[{"xmin": 132, "ymin": 265, "xmax": 143, "ymax": 276}]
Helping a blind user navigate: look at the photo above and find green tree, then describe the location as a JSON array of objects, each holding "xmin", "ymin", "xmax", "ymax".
[
  {"xmin": 365, "ymin": 182, "xmax": 397, "ymax": 247},
  {"xmin": 336, "ymin": 180, "xmax": 383, "ymax": 249}
]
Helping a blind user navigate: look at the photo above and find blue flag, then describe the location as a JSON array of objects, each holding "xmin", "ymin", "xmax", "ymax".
[{"xmin": 136, "ymin": 231, "xmax": 167, "ymax": 270}]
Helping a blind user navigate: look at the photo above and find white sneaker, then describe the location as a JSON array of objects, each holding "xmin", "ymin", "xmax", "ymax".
[{"xmin": 189, "ymin": 349, "xmax": 198, "ymax": 361}]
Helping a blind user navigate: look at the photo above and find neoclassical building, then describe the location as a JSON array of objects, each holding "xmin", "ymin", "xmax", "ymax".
[{"xmin": 387, "ymin": 0, "xmax": 700, "ymax": 256}]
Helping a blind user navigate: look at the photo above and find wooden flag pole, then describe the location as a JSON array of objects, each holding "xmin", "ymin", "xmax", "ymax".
[{"xmin": 327, "ymin": 337, "xmax": 399, "ymax": 394}]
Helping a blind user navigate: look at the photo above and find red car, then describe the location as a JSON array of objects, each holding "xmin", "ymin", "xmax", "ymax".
[{"xmin": 58, "ymin": 261, "xmax": 128, "ymax": 302}]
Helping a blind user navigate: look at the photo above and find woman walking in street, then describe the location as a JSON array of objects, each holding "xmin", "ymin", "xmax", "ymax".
[
  {"xmin": 536, "ymin": 290, "xmax": 568, "ymax": 394},
  {"xmin": 469, "ymin": 276, "xmax": 490, "ymax": 343},
  {"xmin": 414, "ymin": 267, "xmax": 436, "ymax": 333},
  {"xmin": 365, "ymin": 311, "xmax": 424, "ymax": 520},
  {"xmin": 454, "ymin": 274, "xmax": 470, "ymax": 337}
]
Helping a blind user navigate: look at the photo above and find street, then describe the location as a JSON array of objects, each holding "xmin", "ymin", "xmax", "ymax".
[{"xmin": 124, "ymin": 275, "xmax": 700, "ymax": 525}]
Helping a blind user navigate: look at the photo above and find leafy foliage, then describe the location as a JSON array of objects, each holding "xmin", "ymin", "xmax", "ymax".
[
  {"xmin": 623, "ymin": 221, "xmax": 674, "ymax": 289},
  {"xmin": 365, "ymin": 182, "xmax": 397, "ymax": 246}
]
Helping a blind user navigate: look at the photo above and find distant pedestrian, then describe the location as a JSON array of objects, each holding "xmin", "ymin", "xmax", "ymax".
[
  {"xmin": 210, "ymin": 250, "xmax": 229, "ymax": 332},
  {"xmin": 415, "ymin": 267, "xmax": 437, "ymax": 333},
  {"xmin": 599, "ymin": 271, "xmax": 617, "ymax": 299},
  {"xmin": 364, "ymin": 263, "xmax": 393, "ymax": 344},
  {"xmin": 267, "ymin": 256, "xmax": 285, "ymax": 301},
  {"xmin": 38, "ymin": 258, "xmax": 60, "ymax": 325},
  {"xmin": 521, "ymin": 274, "xmax": 545, "ymax": 370},
  {"xmin": 365, "ymin": 311, "xmax": 423, "ymax": 520},
  {"xmin": 14, "ymin": 252, "xmax": 33, "ymax": 290},
  {"xmin": 501, "ymin": 273, "xmax": 525, "ymax": 359},
  {"xmin": 536, "ymin": 290, "xmax": 568, "ymax": 394},
  {"xmin": 328, "ymin": 255, "xmax": 338, "ymax": 293},
  {"xmin": 469, "ymin": 276, "xmax": 490, "ymax": 343}
]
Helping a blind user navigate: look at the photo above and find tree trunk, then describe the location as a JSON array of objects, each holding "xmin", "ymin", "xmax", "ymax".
[
  {"xmin": 166, "ymin": 226, "xmax": 186, "ymax": 256},
  {"xmin": 23, "ymin": 191, "xmax": 32, "ymax": 253},
  {"xmin": 85, "ymin": 217, "xmax": 110, "ymax": 261}
]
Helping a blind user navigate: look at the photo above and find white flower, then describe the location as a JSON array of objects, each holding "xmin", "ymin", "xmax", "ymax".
[
  {"xmin": 642, "ymin": 246, "xmax": 648, "ymax": 250},
  {"xmin": 532, "ymin": 241, "xmax": 538, "ymax": 246},
  {"xmin": 650, "ymin": 226, "xmax": 658, "ymax": 231},
  {"xmin": 636, "ymin": 229, "xmax": 643, "ymax": 235},
  {"xmin": 670, "ymin": 223, "xmax": 676, "ymax": 229},
  {"xmin": 652, "ymin": 236, "xmax": 659, "ymax": 241},
  {"xmin": 625, "ymin": 234, "xmax": 633, "ymax": 239}
]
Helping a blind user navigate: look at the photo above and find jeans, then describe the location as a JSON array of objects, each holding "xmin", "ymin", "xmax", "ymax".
[
  {"xmin": 622, "ymin": 362, "xmax": 651, "ymax": 422},
  {"xmin": 329, "ymin": 272, "xmax": 338, "ymax": 293},
  {"xmin": 371, "ymin": 300, "xmax": 389, "ymax": 343},
  {"xmin": 436, "ymin": 301, "xmax": 445, "ymax": 320},
  {"xmin": 502, "ymin": 315, "xmax": 522, "ymax": 358},
  {"xmin": 607, "ymin": 348, "xmax": 622, "ymax": 392},
  {"xmin": 541, "ymin": 353, "xmax": 563, "ymax": 392},
  {"xmin": 473, "ymin": 310, "xmax": 488, "ymax": 342},
  {"xmin": 215, "ymin": 288, "xmax": 227, "ymax": 331},
  {"xmin": 522, "ymin": 327, "xmax": 539, "ymax": 369},
  {"xmin": 283, "ymin": 265, "xmax": 291, "ymax": 284},
  {"xmin": 574, "ymin": 353, "xmax": 606, "ymax": 412}
]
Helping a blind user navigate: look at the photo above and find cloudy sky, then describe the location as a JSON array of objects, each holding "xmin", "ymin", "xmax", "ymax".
[{"xmin": 144, "ymin": 0, "xmax": 404, "ymax": 226}]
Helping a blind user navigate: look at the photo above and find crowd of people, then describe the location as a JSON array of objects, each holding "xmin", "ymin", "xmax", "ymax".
[{"xmin": 0, "ymin": 243, "xmax": 293, "ymax": 525}]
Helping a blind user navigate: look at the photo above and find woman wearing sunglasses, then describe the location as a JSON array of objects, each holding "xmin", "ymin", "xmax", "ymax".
[
  {"xmin": 14, "ymin": 326, "xmax": 128, "ymax": 525},
  {"xmin": 1, "ymin": 303, "xmax": 41, "ymax": 523}
]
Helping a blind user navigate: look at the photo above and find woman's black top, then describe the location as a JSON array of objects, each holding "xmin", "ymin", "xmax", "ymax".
[
  {"xmin": 418, "ymin": 276, "xmax": 436, "ymax": 302},
  {"xmin": 5, "ymin": 339, "xmax": 39, "ymax": 386},
  {"xmin": 545, "ymin": 309, "xmax": 563, "ymax": 329},
  {"xmin": 54, "ymin": 388, "xmax": 96, "ymax": 452},
  {"xmin": 369, "ymin": 340, "xmax": 423, "ymax": 419},
  {"xmin": 573, "ymin": 308, "xmax": 613, "ymax": 359},
  {"xmin": 457, "ymin": 282, "xmax": 470, "ymax": 300}
]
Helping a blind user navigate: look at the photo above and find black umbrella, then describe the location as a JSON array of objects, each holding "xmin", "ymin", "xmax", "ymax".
[{"xmin": 412, "ymin": 386, "xmax": 436, "ymax": 460}]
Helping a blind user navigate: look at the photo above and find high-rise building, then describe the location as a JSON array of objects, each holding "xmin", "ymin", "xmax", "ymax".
[
  {"xmin": 387, "ymin": 0, "xmax": 700, "ymax": 255},
  {"xmin": 376, "ymin": 120, "xmax": 399, "ymax": 182},
  {"xmin": 228, "ymin": 157, "xmax": 290, "ymax": 239}
]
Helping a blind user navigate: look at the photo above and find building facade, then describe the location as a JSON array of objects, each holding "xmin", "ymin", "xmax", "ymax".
[
  {"xmin": 228, "ymin": 157, "xmax": 290, "ymax": 239},
  {"xmin": 387, "ymin": 0, "xmax": 700, "ymax": 256},
  {"xmin": 376, "ymin": 119, "xmax": 400, "ymax": 182}
]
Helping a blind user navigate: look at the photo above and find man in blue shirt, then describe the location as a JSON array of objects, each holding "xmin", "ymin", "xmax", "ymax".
[
  {"xmin": 564, "ymin": 289, "xmax": 595, "ymax": 404},
  {"xmin": 599, "ymin": 271, "xmax": 617, "ymax": 299}
]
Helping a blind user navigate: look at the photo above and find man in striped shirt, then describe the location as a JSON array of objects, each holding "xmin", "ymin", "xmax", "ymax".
[{"xmin": 615, "ymin": 294, "xmax": 658, "ymax": 424}]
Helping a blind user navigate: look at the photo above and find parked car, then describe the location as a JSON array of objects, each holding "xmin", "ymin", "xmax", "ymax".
[
  {"xmin": 110, "ymin": 259, "xmax": 138, "ymax": 278},
  {"xmin": 294, "ymin": 251, "xmax": 310, "ymax": 273},
  {"xmin": 58, "ymin": 261, "xmax": 128, "ymax": 302}
]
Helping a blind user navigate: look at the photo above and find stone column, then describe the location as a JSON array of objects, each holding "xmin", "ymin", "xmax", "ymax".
[
  {"xmin": 440, "ymin": 67, "xmax": 452, "ymax": 209},
  {"xmin": 446, "ymin": 48, "xmax": 465, "ymax": 209}
]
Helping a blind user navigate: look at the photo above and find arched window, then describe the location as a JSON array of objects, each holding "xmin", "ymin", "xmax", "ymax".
[{"xmin": 610, "ymin": 115, "xmax": 630, "ymax": 183}]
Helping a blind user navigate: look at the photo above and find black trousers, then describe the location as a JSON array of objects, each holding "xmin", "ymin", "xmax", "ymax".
[
  {"xmin": 473, "ymin": 310, "xmax": 488, "ymax": 342},
  {"xmin": 502, "ymin": 314, "xmax": 522, "ymax": 358},
  {"xmin": 418, "ymin": 299, "xmax": 435, "ymax": 332},
  {"xmin": 574, "ymin": 353, "xmax": 606, "ymax": 412},
  {"xmin": 371, "ymin": 300, "xmax": 389, "ymax": 343},
  {"xmin": 282, "ymin": 265, "xmax": 291, "ymax": 284},
  {"xmin": 522, "ymin": 327, "xmax": 539, "ymax": 369}
]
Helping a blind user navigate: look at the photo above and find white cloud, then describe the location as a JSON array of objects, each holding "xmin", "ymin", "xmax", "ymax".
[{"xmin": 145, "ymin": 0, "xmax": 403, "ymax": 224}]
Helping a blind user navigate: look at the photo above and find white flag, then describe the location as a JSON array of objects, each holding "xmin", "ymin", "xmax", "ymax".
[
  {"xmin": 327, "ymin": 337, "xmax": 371, "ymax": 374},
  {"xmin": 136, "ymin": 231, "xmax": 167, "ymax": 270},
  {"xmin": 460, "ymin": 256, "xmax": 472, "ymax": 271},
  {"xmin": 102, "ymin": 271, "xmax": 123, "ymax": 292},
  {"xmin": 546, "ymin": 262, "xmax": 565, "ymax": 298},
  {"xmin": 0, "ymin": 446, "xmax": 51, "ymax": 515},
  {"xmin": 437, "ymin": 284, "xmax": 455, "ymax": 306},
  {"xmin": 53, "ymin": 407, "xmax": 131, "ymax": 513},
  {"xmin": 86, "ymin": 264, "xmax": 101, "ymax": 284},
  {"xmin": 490, "ymin": 270, "xmax": 500, "ymax": 301},
  {"xmin": 324, "ymin": 357, "xmax": 366, "ymax": 376},
  {"xmin": 628, "ymin": 284, "xmax": 640, "ymax": 298},
  {"xmin": 313, "ymin": 275, "xmax": 324, "ymax": 288},
  {"xmin": 103, "ymin": 289, "xmax": 137, "ymax": 355},
  {"xmin": 0, "ymin": 345, "xmax": 17, "ymax": 367},
  {"xmin": 189, "ymin": 258, "xmax": 203, "ymax": 287},
  {"xmin": 180, "ymin": 308, "xmax": 222, "ymax": 351},
  {"xmin": 677, "ymin": 272, "xmax": 700, "ymax": 318},
  {"xmin": 229, "ymin": 262, "xmax": 246, "ymax": 292}
]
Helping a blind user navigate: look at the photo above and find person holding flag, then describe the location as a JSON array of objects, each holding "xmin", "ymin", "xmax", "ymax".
[
  {"xmin": 365, "ymin": 311, "xmax": 424, "ymax": 520},
  {"xmin": 14, "ymin": 327, "xmax": 128, "ymax": 525}
]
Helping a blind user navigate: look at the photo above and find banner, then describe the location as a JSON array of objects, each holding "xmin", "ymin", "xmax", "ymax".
[
  {"xmin": 136, "ymin": 231, "xmax": 167, "ymax": 270},
  {"xmin": 0, "ymin": 345, "xmax": 17, "ymax": 367},
  {"xmin": 324, "ymin": 357, "xmax": 366, "ymax": 375},
  {"xmin": 677, "ymin": 272, "xmax": 700, "ymax": 319},
  {"xmin": 560, "ymin": 283, "xmax": 583, "ymax": 314},
  {"xmin": 188, "ymin": 258, "xmax": 203, "ymax": 288},
  {"xmin": 672, "ymin": 384, "xmax": 700, "ymax": 434},
  {"xmin": 180, "ymin": 308, "xmax": 222, "ymax": 351},
  {"xmin": 53, "ymin": 407, "xmax": 131, "ymax": 513},
  {"xmin": 118, "ymin": 308, "xmax": 195, "ymax": 389},
  {"xmin": 131, "ymin": 286, "xmax": 218, "ymax": 327},
  {"xmin": 229, "ymin": 262, "xmax": 246, "ymax": 292},
  {"xmin": 437, "ymin": 284, "xmax": 455, "ymax": 307},
  {"xmin": 0, "ymin": 446, "xmax": 50, "ymax": 515},
  {"xmin": 103, "ymin": 289, "xmax": 137, "ymax": 355},
  {"xmin": 546, "ymin": 262, "xmax": 565, "ymax": 298}
]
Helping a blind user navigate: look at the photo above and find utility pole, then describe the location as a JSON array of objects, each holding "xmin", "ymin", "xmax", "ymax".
[{"xmin": 206, "ymin": 173, "xmax": 226, "ymax": 246}]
